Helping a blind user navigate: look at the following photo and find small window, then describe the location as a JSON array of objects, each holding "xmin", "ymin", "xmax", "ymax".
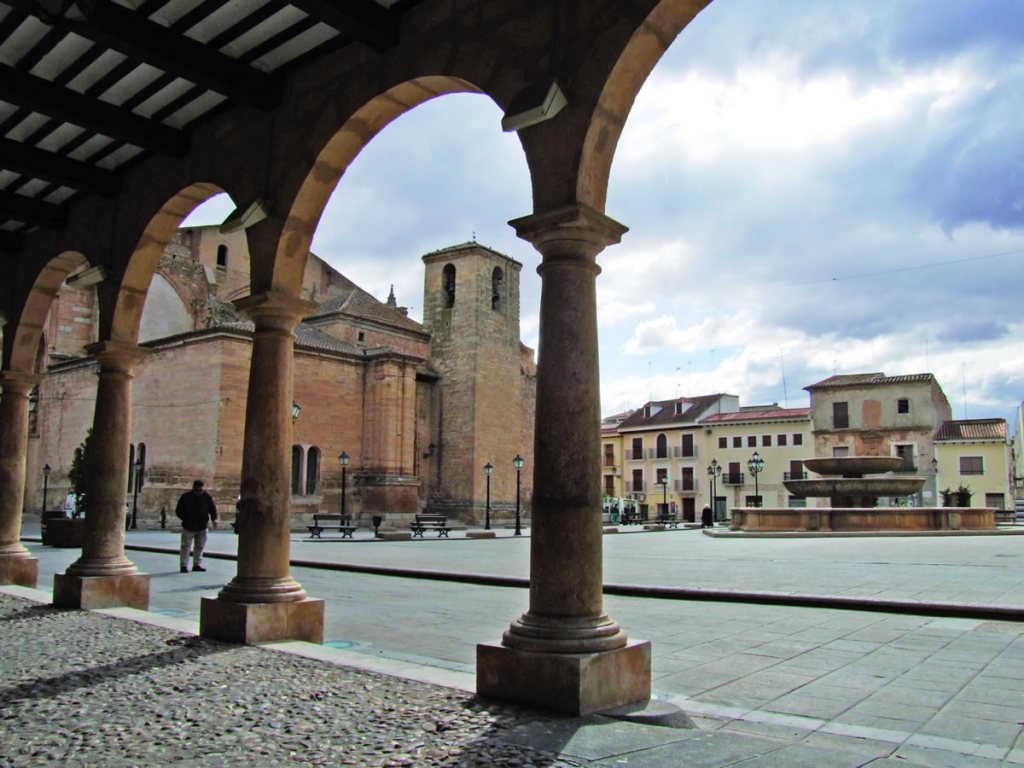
[
  {"xmin": 631, "ymin": 437, "xmax": 643, "ymax": 460},
  {"xmin": 656, "ymin": 468, "xmax": 668, "ymax": 484},
  {"xmin": 777, "ymin": 434, "xmax": 788, "ymax": 446},
  {"xmin": 986, "ymin": 493, "xmax": 1005, "ymax": 509},
  {"xmin": 127, "ymin": 443, "xmax": 136, "ymax": 492},
  {"xmin": 833, "ymin": 402, "xmax": 849, "ymax": 429},
  {"xmin": 747, "ymin": 436, "xmax": 756, "ymax": 448},
  {"xmin": 137, "ymin": 444, "xmax": 146, "ymax": 491},
  {"xmin": 491, "ymin": 267, "xmax": 504, "ymax": 311},
  {"xmin": 788, "ymin": 497, "xmax": 808, "ymax": 508},
  {"xmin": 762, "ymin": 435, "xmax": 771, "ymax": 447},
  {"xmin": 674, "ymin": 402, "xmax": 683, "ymax": 415},
  {"xmin": 357, "ymin": 331, "xmax": 365, "ymax": 344},
  {"xmin": 718, "ymin": 437, "xmax": 727, "ymax": 449},
  {"xmin": 732, "ymin": 436, "xmax": 742, "ymax": 448},
  {"xmin": 895, "ymin": 444, "xmax": 916, "ymax": 471},
  {"xmin": 216, "ymin": 244, "xmax": 228, "ymax": 268},
  {"xmin": 960, "ymin": 456, "xmax": 984, "ymax": 475},
  {"xmin": 305, "ymin": 447, "xmax": 320, "ymax": 495},
  {"xmin": 656, "ymin": 434, "xmax": 668, "ymax": 459},
  {"xmin": 793, "ymin": 433, "xmax": 803, "ymax": 446},
  {"xmin": 833, "ymin": 446, "xmax": 850, "ymax": 458},
  {"xmin": 442, "ymin": 264, "xmax": 456, "ymax": 308},
  {"xmin": 897, "ymin": 398, "xmax": 909, "ymax": 414}
]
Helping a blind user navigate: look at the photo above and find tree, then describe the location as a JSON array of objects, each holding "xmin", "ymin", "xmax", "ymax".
[
  {"xmin": 66, "ymin": 429, "xmax": 93, "ymax": 519},
  {"xmin": 954, "ymin": 484, "xmax": 973, "ymax": 508}
]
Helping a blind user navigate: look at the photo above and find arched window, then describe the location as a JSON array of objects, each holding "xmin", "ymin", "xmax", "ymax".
[
  {"xmin": 127, "ymin": 444, "xmax": 135, "ymax": 492},
  {"xmin": 305, "ymin": 447, "xmax": 320, "ymax": 495},
  {"xmin": 656, "ymin": 433, "xmax": 668, "ymax": 459},
  {"xmin": 216, "ymin": 244, "xmax": 228, "ymax": 268},
  {"xmin": 491, "ymin": 267, "xmax": 504, "ymax": 311},
  {"xmin": 291, "ymin": 445, "xmax": 303, "ymax": 495},
  {"xmin": 442, "ymin": 264, "xmax": 456, "ymax": 308},
  {"xmin": 137, "ymin": 443, "xmax": 146, "ymax": 491}
]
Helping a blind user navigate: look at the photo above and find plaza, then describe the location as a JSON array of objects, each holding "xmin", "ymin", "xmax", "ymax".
[{"xmin": 5, "ymin": 525, "xmax": 1024, "ymax": 765}]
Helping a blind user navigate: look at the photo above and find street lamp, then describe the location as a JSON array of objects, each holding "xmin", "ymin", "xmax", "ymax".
[
  {"xmin": 41, "ymin": 463, "xmax": 51, "ymax": 514},
  {"xmin": 484, "ymin": 462, "xmax": 493, "ymax": 530},
  {"xmin": 747, "ymin": 451, "xmax": 764, "ymax": 508},
  {"xmin": 292, "ymin": 400, "xmax": 301, "ymax": 423},
  {"xmin": 931, "ymin": 457, "xmax": 939, "ymax": 507},
  {"xmin": 657, "ymin": 477, "xmax": 668, "ymax": 518},
  {"xmin": 338, "ymin": 452, "xmax": 350, "ymax": 518},
  {"xmin": 130, "ymin": 458, "xmax": 142, "ymax": 529},
  {"xmin": 513, "ymin": 454, "xmax": 524, "ymax": 536},
  {"xmin": 708, "ymin": 458, "xmax": 722, "ymax": 520}
]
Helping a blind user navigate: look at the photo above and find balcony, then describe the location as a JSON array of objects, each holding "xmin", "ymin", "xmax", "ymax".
[
  {"xmin": 625, "ymin": 481, "xmax": 647, "ymax": 493},
  {"xmin": 783, "ymin": 472, "xmax": 807, "ymax": 481},
  {"xmin": 602, "ymin": 457, "xmax": 616, "ymax": 467},
  {"xmin": 675, "ymin": 478, "xmax": 699, "ymax": 493},
  {"xmin": 626, "ymin": 448, "xmax": 651, "ymax": 461},
  {"xmin": 653, "ymin": 449, "xmax": 671, "ymax": 460},
  {"xmin": 721, "ymin": 472, "xmax": 744, "ymax": 485},
  {"xmin": 673, "ymin": 446, "xmax": 698, "ymax": 459}
]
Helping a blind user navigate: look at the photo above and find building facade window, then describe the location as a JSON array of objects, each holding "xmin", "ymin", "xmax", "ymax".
[
  {"xmin": 631, "ymin": 437, "xmax": 643, "ymax": 460},
  {"xmin": 681, "ymin": 467, "xmax": 695, "ymax": 491},
  {"xmin": 833, "ymin": 446, "xmax": 850, "ymax": 458},
  {"xmin": 127, "ymin": 444, "xmax": 135, "ymax": 492},
  {"xmin": 788, "ymin": 497, "xmax": 807, "ymax": 507},
  {"xmin": 305, "ymin": 447, "xmax": 320, "ymax": 495},
  {"xmin": 604, "ymin": 475, "xmax": 615, "ymax": 497},
  {"xmin": 291, "ymin": 445, "xmax": 303, "ymax": 495},
  {"xmin": 895, "ymin": 444, "xmax": 916, "ymax": 471},
  {"xmin": 603, "ymin": 443, "xmax": 615, "ymax": 467},
  {"xmin": 959, "ymin": 456, "xmax": 984, "ymax": 475},
  {"xmin": 442, "ymin": 264, "xmax": 456, "ymax": 308},
  {"xmin": 718, "ymin": 437, "xmax": 727, "ymax": 449},
  {"xmin": 762, "ymin": 435, "xmax": 771, "ymax": 447},
  {"xmin": 656, "ymin": 433, "xmax": 668, "ymax": 459},
  {"xmin": 681, "ymin": 433, "xmax": 694, "ymax": 457},
  {"xmin": 631, "ymin": 469, "xmax": 643, "ymax": 494},
  {"xmin": 747, "ymin": 436, "xmax": 756, "ymax": 447},
  {"xmin": 986, "ymin": 493, "xmax": 1005, "ymax": 509},
  {"xmin": 491, "ymin": 267, "xmax": 503, "ymax": 311},
  {"xmin": 833, "ymin": 401, "xmax": 849, "ymax": 429},
  {"xmin": 777, "ymin": 434, "xmax": 787, "ymax": 446},
  {"xmin": 793, "ymin": 433, "xmax": 803, "ymax": 446},
  {"xmin": 216, "ymin": 244, "xmax": 228, "ymax": 268},
  {"xmin": 732, "ymin": 436, "xmax": 742, "ymax": 448},
  {"xmin": 897, "ymin": 398, "xmax": 910, "ymax": 414}
]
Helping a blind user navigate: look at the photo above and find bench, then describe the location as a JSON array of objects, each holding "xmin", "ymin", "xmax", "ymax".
[
  {"xmin": 308, "ymin": 514, "xmax": 357, "ymax": 538},
  {"xmin": 654, "ymin": 513, "xmax": 679, "ymax": 529},
  {"xmin": 410, "ymin": 514, "xmax": 452, "ymax": 538}
]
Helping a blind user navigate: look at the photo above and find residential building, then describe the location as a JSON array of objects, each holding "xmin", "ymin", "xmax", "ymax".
[
  {"xmin": 700, "ymin": 406, "xmax": 814, "ymax": 516},
  {"xmin": 615, "ymin": 394, "xmax": 739, "ymax": 522},
  {"xmin": 805, "ymin": 372, "xmax": 952, "ymax": 506},
  {"xmin": 934, "ymin": 419, "xmax": 1012, "ymax": 511},
  {"xmin": 600, "ymin": 411, "xmax": 633, "ymax": 501}
]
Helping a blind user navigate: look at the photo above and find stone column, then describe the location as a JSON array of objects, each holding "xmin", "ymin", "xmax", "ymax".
[
  {"xmin": 0, "ymin": 371, "xmax": 41, "ymax": 587},
  {"xmin": 477, "ymin": 203, "xmax": 651, "ymax": 715},
  {"xmin": 200, "ymin": 292, "xmax": 324, "ymax": 644},
  {"xmin": 54, "ymin": 342, "xmax": 151, "ymax": 609}
]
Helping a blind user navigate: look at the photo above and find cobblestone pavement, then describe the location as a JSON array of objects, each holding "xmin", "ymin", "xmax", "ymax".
[{"xmin": 0, "ymin": 593, "xmax": 574, "ymax": 768}]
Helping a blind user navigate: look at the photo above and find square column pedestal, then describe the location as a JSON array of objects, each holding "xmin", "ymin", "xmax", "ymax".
[
  {"xmin": 200, "ymin": 597, "xmax": 324, "ymax": 645},
  {"xmin": 0, "ymin": 557, "xmax": 38, "ymax": 588},
  {"xmin": 53, "ymin": 573, "xmax": 150, "ymax": 610},
  {"xmin": 477, "ymin": 640, "xmax": 651, "ymax": 716}
]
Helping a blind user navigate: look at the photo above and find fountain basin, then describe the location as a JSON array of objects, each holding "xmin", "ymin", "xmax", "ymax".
[
  {"xmin": 784, "ymin": 477, "xmax": 926, "ymax": 508},
  {"xmin": 802, "ymin": 456, "xmax": 904, "ymax": 477},
  {"xmin": 730, "ymin": 506, "xmax": 996, "ymax": 533}
]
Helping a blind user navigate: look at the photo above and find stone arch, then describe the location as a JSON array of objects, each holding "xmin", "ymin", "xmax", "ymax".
[
  {"xmin": 578, "ymin": 0, "xmax": 712, "ymax": 211},
  {"xmin": 271, "ymin": 77, "xmax": 491, "ymax": 296},
  {"xmin": 109, "ymin": 182, "xmax": 225, "ymax": 345},
  {"xmin": 139, "ymin": 272, "xmax": 194, "ymax": 343},
  {"xmin": 5, "ymin": 251, "xmax": 89, "ymax": 373}
]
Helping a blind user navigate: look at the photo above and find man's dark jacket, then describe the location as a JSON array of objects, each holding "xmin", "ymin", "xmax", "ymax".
[{"xmin": 175, "ymin": 490, "xmax": 218, "ymax": 532}]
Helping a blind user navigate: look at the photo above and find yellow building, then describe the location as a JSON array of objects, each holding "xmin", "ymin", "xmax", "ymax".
[
  {"xmin": 600, "ymin": 411, "xmax": 632, "ymax": 501},
  {"xmin": 700, "ymin": 407, "xmax": 814, "ymax": 517},
  {"xmin": 934, "ymin": 419, "xmax": 1012, "ymax": 511}
]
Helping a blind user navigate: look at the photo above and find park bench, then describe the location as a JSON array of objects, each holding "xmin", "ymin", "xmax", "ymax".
[
  {"xmin": 307, "ymin": 513, "xmax": 357, "ymax": 538},
  {"xmin": 410, "ymin": 514, "xmax": 452, "ymax": 538},
  {"xmin": 654, "ymin": 513, "xmax": 679, "ymax": 528}
]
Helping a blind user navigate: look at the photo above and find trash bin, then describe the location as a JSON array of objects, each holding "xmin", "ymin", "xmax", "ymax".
[{"xmin": 40, "ymin": 509, "xmax": 68, "ymax": 546}]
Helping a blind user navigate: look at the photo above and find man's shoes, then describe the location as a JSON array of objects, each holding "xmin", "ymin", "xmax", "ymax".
[
  {"xmin": 180, "ymin": 566, "xmax": 188, "ymax": 573},
  {"xmin": 192, "ymin": 565, "xmax": 206, "ymax": 572}
]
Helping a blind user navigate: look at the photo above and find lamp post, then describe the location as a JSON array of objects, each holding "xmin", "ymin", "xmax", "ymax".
[
  {"xmin": 292, "ymin": 400, "xmax": 301, "ymax": 423},
  {"xmin": 130, "ymin": 458, "xmax": 142, "ymax": 529},
  {"xmin": 338, "ymin": 452, "xmax": 350, "ymax": 518},
  {"xmin": 708, "ymin": 458, "xmax": 722, "ymax": 520},
  {"xmin": 513, "ymin": 454, "xmax": 524, "ymax": 536},
  {"xmin": 931, "ymin": 457, "xmax": 939, "ymax": 507},
  {"xmin": 41, "ymin": 463, "xmax": 51, "ymax": 514},
  {"xmin": 484, "ymin": 462, "xmax": 493, "ymax": 530},
  {"xmin": 658, "ymin": 477, "xmax": 668, "ymax": 518},
  {"xmin": 747, "ymin": 451, "xmax": 764, "ymax": 508}
]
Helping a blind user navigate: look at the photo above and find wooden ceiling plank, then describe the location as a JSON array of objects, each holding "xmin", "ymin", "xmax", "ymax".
[
  {"xmin": 0, "ymin": 62, "xmax": 187, "ymax": 156},
  {"xmin": 0, "ymin": 189, "xmax": 65, "ymax": 228},
  {"xmin": 0, "ymin": 230, "xmax": 26, "ymax": 252},
  {"xmin": 288, "ymin": 0, "xmax": 398, "ymax": 51},
  {"xmin": 0, "ymin": 136, "xmax": 119, "ymax": 196}
]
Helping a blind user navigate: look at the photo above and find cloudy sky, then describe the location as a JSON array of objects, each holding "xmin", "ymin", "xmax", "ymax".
[{"xmin": 185, "ymin": 0, "xmax": 1024, "ymax": 426}]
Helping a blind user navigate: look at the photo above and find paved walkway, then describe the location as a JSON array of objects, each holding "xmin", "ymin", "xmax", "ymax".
[{"xmin": 7, "ymin": 526, "xmax": 1024, "ymax": 765}]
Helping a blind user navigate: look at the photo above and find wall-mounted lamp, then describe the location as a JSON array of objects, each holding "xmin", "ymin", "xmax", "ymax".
[
  {"xmin": 64, "ymin": 265, "xmax": 107, "ymax": 288},
  {"xmin": 423, "ymin": 442, "xmax": 437, "ymax": 458},
  {"xmin": 501, "ymin": 80, "xmax": 567, "ymax": 132},
  {"xmin": 292, "ymin": 401, "xmax": 301, "ymax": 423},
  {"xmin": 220, "ymin": 198, "xmax": 270, "ymax": 233}
]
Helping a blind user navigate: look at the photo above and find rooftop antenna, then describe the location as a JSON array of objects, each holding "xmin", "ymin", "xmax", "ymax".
[
  {"xmin": 648, "ymin": 360, "xmax": 653, "ymax": 402},
  {"xmin": 925, "ymin": 336, "xmax": 929, "ymax": 372},
  {"xmin": 780, "ymin": 349, "xmax": 789, "ymax": 407},
  {"xmin": 675, "ymin": 367, "xmax": 681, "ymax": 398},
  {"xmin": 962, "ymin": 363, "xmax": 968, "ymax": 420},
  {"xmin": 688, "ymin": 360, "xmax": 692, "ymax": 394}
]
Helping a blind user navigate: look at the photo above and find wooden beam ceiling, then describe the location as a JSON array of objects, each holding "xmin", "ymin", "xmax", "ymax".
[{"xmin": 290, "ymin": 0, "xmax": 399, "ymax": 51}]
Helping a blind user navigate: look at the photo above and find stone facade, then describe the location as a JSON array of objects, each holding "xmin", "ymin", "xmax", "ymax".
[{"xmin": 25, "ymin": 230, "xmax": 535, "ymax": 529}]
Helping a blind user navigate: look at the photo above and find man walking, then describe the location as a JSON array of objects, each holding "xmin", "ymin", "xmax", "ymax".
[{"xmin": 176, "ymin": 479, "xmax": 218, "ymax": 573}]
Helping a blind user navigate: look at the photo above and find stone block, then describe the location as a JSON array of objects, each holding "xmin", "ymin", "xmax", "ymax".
[
  {"xmin": 643, "ymin": 524, "xmax": 666, "ymax": 531},
  {"xmin": 476, "ymin": 639, "xmax": 651, "ymax": 716},
  {"xmin": 379, "ymin": 531, "xmax": 412, "ymax": 541},
  {"xmin": 466, "ymin": 530, "xmax": 496, "ymax": 539},
  {"xmin": 603, "ymin": 527, "xmax": 619, "ymax": 534},
  {"xmin": 0, "ymin": 556, "xmax": 38, "ymax": 588},
  {"xmin": 53, "ymin": 572, "xmax": 150, "ymax": 610},
  {"xmin": 199, "ymin": 597, "xmax": 324, "ymax": 645}
]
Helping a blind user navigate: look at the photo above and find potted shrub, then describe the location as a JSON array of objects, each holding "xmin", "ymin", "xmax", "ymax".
[
  {"xmin": 48, "ymin": 430, "xmax": 91, "ymax": 547},
  {"xmin": 954, "ymin": 485, "xmax": 973, "ymax": 508}
]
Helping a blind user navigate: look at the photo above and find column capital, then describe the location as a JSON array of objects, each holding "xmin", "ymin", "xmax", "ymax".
[
  {"xmin": 84, "ymin": 341, "xmax": 151, "ymax": 374},
  {"xmin": 233, "ymin": 292, "xmax": 317, "ymax": 333},
  {"xmin": 509, "ymin": 203, "xmax": 628, "ymax": 257},
  {"xmin": 0, "ymin": 370, "xmax": 42, "ymax": 395}
]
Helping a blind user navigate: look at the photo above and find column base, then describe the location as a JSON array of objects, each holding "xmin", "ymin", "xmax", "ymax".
[
  {"xmin": 53, "ymin": 572, "xmax": 150, "ymax": 610},
  {"xmin": 476, "ymin": 639, "xmax": 651, "ymax": 716},
  {"xmin": 199, "ymin": 597, "xmax": 324, "ymax": 645},
  {"xmin": 0, "ymin": 555, "xmax": 38, "ymax": 588}
]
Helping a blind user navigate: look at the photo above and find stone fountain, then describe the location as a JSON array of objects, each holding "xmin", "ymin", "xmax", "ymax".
[{"xmin": 729, "ymin": 455, "xmax": 995, "ymax": 533}]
